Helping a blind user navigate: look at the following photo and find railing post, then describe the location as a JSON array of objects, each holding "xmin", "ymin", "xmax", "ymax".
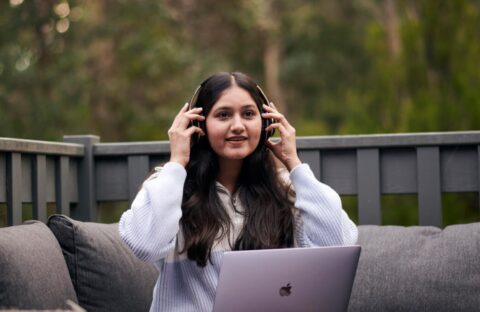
[
  {"xmin": 6, "ymin": 153, "xmax": 22, "ymax": 225},
  {"xmin": 32, "ymin": 154, "xmax": 48, "ymax": 223},
  {"xmin": 417, "ymin": 147, "xmax": 442, "ymax": 227},
  {"xmin": 128, "ymin": 155, "xmax": 150, "ymax": 204},
  {"xmin": 357, "ymin": 148, "xmax": 382, "ymax": 225},
  {"xmin": 64, "ymin": 135, "xmax": 99, "ymax": 222},
  {"xmin": 55, "ymin": 156, "xmax": 70, "ymax": 216},
  {"xmin": 478, "ymin": 145, "xmax": 480, "ymax": 215}
]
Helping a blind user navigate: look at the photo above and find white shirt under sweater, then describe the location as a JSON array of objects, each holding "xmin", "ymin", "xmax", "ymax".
[{"xmin": 119, "ymin": 162, "xmax": 358, "ymax": 312}]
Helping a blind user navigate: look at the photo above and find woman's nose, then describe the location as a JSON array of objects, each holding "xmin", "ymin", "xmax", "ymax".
[{"xmin": 230, "ymin": 115, "xmax": 246, "ymax": 132}]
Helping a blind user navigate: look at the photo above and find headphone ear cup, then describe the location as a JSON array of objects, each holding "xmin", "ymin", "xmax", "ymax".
[
  {"xmin": 256, "ymin": 85, "xmax": 275, "ymax": 141},
  {"xmin": 262, "ymin": 109, "xmax": 274, "ymax": 140},
  {"xmin": 188, "ymin": 85, "xmax": 204, "ymax": 144},
  {"xmin": 190, "ymin": 118, "xmax": 206, "ymax": 145}
]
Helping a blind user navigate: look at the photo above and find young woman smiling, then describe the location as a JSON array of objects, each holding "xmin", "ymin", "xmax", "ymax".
[{"xmin": 119, "ymin": 72, "xmax": 358, "ymax": 312}]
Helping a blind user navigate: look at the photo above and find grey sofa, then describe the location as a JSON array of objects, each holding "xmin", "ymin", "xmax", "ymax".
[{"xmin": 0, "ymin": 215, "xmax": 479, "ymax": 311}]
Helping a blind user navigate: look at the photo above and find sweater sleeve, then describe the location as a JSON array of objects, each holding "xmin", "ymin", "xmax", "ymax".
[
  {"xmin": 118, "ymin": 162, "xmax": 186, "ymax": 263},
  {"xmin": 290, "ymin": 163, "xmax": 358, "ymax": 247}
]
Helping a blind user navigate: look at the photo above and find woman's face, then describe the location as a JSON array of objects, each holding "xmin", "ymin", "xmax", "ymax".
[{"xmin": 206, "ymin": 85, "xmax": 262, "ymax": 163}]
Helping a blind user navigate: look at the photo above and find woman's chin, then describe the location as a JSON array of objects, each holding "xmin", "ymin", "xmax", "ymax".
[{"xmin": 218, "ymin": 151, "xmax": 253, "ymax": 162}]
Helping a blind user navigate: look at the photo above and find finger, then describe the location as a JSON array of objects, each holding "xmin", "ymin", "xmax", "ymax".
[
  {"xmin": 179, "ymin": 113, "xmax": 205, "ymax": 128},
  {"xmin": 265, "ymin": 138, "xmax": 279, "ymax": 149},
  {"xmin": 185, "ymin": 125, "xmax": 205, "ymax": 137},
  {"xmin": 187, "ymin": 106, "xmax": 203, "ymax": 114},
  {"xmin": 262, "ymin": 110, "xmax": 294, "ymax": 130},
  {"xmin": 265, "ymin": 122, "xmax": 290, "ymax": 138},
  {"xmin": 172, "ymin": 103, "xmax": 189, "ymax": 127},
  {"xmin": 265, "ymin": 139, "xmax": 274, "ymax": 150},
  {"xmin": 269, "ymin": 102, "xmax": 277, "ymax": 109},
  {"xmin": 176, "ymin": 108, "xmax": 204, "ymax": 128},
  {"xmin": 186, "ymin": 114, "xmax": 206, "ymax": 121},
  {"xmin": 262, "ymin": 111, "xmax": 289, "ymax": 127},
  {"xmin": 177, "ymin": 103, "xmax": 189, "ymax": 116},
  {"xmin": 263, "ymin": 102, "xmax": 277, "ymax": 109},
  {"xmin": 262, "ymin": 111, "xmax": 284, "ymax": 120},
  {"xmin": 183, "ymin": 109, "xmax": 205, "ymax": 120},
  {"xmin": 262, "ymin": 103, "xmax": 277, "ymax": 113}
]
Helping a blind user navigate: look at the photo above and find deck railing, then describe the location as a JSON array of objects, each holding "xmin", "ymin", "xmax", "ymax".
[
  {"xmin": 1, "ymin": 131, "xmax": 479, "ymax": 227},
  {"xmin": 0, "ymin": 137, "xmax": 84, "ymax": 225}
]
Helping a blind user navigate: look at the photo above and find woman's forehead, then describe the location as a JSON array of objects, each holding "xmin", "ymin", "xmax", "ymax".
[{"xmin": 213, "ymin": 86, "xmax": 256, "ymax": 106}]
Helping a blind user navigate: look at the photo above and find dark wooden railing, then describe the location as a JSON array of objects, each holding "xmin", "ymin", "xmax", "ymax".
[
  {"xmin": 1, "ymin": 131, "xmax": 480, "ymax": 227},
  {"xmin": 0, "ymin": 137, "xmax": 84, "ymax": 225}
]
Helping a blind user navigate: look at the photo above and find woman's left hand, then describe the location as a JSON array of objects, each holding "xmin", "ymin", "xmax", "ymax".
[{"xmin": 263, "ymin": 103, "xmax": 302, "ymax": 171}]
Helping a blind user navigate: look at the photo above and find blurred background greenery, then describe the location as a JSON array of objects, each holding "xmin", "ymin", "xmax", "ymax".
[{"xmin": 1, "ymin": 0, "xmax": 479, "ymax": 226}]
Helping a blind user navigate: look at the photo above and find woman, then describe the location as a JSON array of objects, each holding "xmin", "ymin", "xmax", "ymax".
[{"xmin": 119, "ymin": 72, "xmax": 358, "ymax": 311}]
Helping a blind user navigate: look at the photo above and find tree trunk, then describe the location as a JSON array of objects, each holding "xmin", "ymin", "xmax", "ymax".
[
  {"xmin": 263, "ymin": 35, "xmax": 286, "ymax": 114},
  {"xmin": 385, "ymin": 0, "xmax": 401, "ymax": 59},
  {"xmin": 258, "ymin": 0, "xmax": 286, "ymax": 114}
]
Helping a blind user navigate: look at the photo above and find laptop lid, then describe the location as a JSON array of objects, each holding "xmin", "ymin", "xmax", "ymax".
[{"xmin": 212, "ymin": 245, "xmax": 361, "ymax": 312}]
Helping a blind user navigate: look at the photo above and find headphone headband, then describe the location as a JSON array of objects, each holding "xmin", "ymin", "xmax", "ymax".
[
  {"xmin": 188, "ymin": 85, "xmax": 202, "ymax": 111},
  {"xmin": 189, "ymin": 84, "xmax": 271, "ymax": 111},
  {"xmin": 255, "ymin": 85, "xmax": 270, "ymax": 107}
]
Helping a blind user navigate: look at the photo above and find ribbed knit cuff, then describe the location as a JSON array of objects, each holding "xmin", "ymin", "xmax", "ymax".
[
  {"xmin": 163, "ymin": 161, "xmax": 187, "ymax": 175},
  {"xmin": 289, "ymin": 163, "xmax": 315, "ymax": 181}
]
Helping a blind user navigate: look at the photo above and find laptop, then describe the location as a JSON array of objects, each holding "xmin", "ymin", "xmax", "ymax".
[{"xmin": 212, "ymin": 245, "xmax": 361, "ymax": 312}]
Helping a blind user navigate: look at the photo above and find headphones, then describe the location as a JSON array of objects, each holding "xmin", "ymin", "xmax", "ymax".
[{"xmin": 187, "ymin": 82, "xmax": 275, "ymax": 143}]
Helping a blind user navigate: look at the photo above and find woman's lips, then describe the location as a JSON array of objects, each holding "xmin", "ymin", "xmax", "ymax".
[
  {"xmin": 226, "ymin": 136, "xmax": 247, "ymax": 141},
  {"xmin": 226, "ymin": 136, "xmax": 247, "ymax": 144}
]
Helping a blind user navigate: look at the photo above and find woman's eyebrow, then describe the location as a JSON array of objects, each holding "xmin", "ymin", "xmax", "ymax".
[
  {"xmin": 211, "ymin": 106, "xmax": 233, "ymax": 112},
  {"xmin": 211, "ymin": 103, "xmax": 257, "ymax": 112}
]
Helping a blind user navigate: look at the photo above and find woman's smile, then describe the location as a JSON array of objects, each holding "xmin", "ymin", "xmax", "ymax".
[{"xmin": 226, "ymin": 135, "xmax": 248, "ymax": 144}]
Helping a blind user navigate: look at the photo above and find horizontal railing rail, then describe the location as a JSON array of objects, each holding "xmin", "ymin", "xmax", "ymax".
[
  {"xmin": 1, "ymin": 131, "xmax": 479, "ymax": 227},
  {"xmin": 0, "ymin": 137, "xmax": 84, "ymax": 155},
  {"xmin": 295, "ymin": 131, "xmax": 480, "ymax": 149}
]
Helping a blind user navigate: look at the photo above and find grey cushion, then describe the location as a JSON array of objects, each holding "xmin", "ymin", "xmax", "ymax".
[
  {"xmin": 47, "ymin": 215, "xmax": 158, "ymax": 312},
  {"xmin": 349, "ymin": 223, "xmax": 480, "ymax": 312},
  {"xmin": 0, "ymin": 221, "xmax": 78, "ymax": 309}
]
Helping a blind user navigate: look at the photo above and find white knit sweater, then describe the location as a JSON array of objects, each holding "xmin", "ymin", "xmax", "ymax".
[{"xmin": 119, "ymin": 162, "xmax": 358, "ymax": 311}]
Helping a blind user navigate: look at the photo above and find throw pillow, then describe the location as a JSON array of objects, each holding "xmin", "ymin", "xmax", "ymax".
[{"xmin": 47, "ymin": 215, "xmax": 158, "ymax": 312}]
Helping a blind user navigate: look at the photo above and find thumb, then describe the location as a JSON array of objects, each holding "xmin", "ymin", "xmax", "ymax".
[
  {"xmin": 265, "ymin": 139, "xmax": 274, "ymax": 149},
  {"xmin": 265, "ymin": 139, "xmax": 280, "ymax": 152}
]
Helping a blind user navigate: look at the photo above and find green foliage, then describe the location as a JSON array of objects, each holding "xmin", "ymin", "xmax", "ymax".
[
  {"xmin": 1, "ymin": 0, "xmax": 479, "ymax": 225},
  {"xmin": 2, "ymin": 0, "xmax": 479, "ymax": 140}
]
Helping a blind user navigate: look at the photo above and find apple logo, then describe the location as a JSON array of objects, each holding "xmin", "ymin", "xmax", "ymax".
[{"xmin": 279, "ymin": 283, "xmax": 292, "ymax": 297}]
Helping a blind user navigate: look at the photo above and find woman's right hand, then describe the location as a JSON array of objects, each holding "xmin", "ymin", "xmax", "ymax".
[{"xmin": 168, "ymin": 103, "xmax": 205, "ymax": 167}]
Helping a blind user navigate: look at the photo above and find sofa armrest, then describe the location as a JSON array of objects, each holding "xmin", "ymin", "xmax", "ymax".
[{"xmin": 0, "ymin": 221, "xmax": 78, "ymax": 310}]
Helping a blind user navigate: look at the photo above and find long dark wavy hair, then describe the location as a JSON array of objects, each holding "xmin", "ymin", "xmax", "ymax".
[{"xmin": 180, "ymin": 72, "xmax": 295, "ymax": 267}]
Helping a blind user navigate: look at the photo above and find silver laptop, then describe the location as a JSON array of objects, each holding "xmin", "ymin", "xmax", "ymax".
[{"xmin": 212, "ymin": 245, "xmax": 361, "ymax": 312}]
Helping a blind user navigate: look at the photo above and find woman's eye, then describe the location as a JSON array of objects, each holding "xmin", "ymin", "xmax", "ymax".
[
  {"xmin": 244, "ymin": 110, "xmax": 256, "ymax": 118},
  {"xmin": 217, "ymin": 111, "xmax": 230, "ymax": 119}
]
